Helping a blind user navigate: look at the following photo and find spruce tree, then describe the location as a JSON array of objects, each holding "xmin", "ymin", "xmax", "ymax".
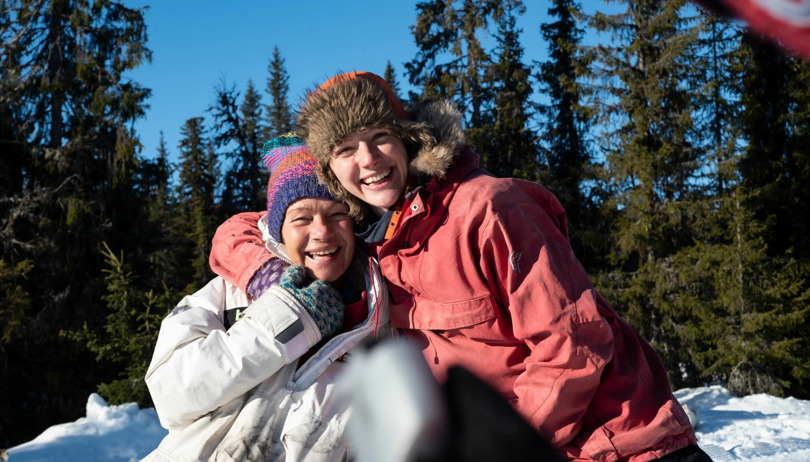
[
  {"xmin": 407, "ymin": 0, "xmax": 523, "ymax": 133},
  {"xmin": 736, "ymin": 35, "xmax": 792, "ymax": 255},
  {"xmin": 210, "ymin": 80, "xmax": 267, "ymax": 215},
  {"xmin": 784, "ymin": 57, "xmax": 810, "ymax": 259},
  {"xmin": 536, "ymin": 0, "xmax": 600, "ymax": 267},
  {"xmin": 587, "ymin": 0, "xmax": 705, "ymax": 383},
  {"xmin": 62, "ymin": 242, "xmax": 168, "ymax": 407},
  {"xmin": 134, "ymin": 133, "xmax": 186, "ymax": 293},
  {"xmin": 715, "ymin": 33, "xmax": 810, "ymax": 397},
  {"xmin": 0, "ymin": 0, "xmax": 151, "ymax": 444},
  {"xmin": 383, "ymin": 61, "xmax": 404, "ymax": 102},
  {"xmin": 265, "ymin": 46, "xmax": 294, "ymax": 138},
  {"xmin": 239, "ymin": 81, "xmax": 267, "ymax": 209},
  {"xmin": 176, "ymin": 117, "xmax": 218, "ymax": 292},
  {"xmin": 734, "ymin": 33, "xmax": 810, "ymax": 269},
  {"xmin": 140, "ymin": 133, "xmax": 174, "ymax": 224},
  {"xmin": 668, "ymin": 11, "xmax": 747, "ymax": 388},
  {"xmin": 476, "ymin": 6, "xmax": 537, "ymax": 179}
]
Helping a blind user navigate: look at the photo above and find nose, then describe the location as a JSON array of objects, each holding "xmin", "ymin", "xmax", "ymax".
[
  {"xmin": 310, "ymin": 214, "xmax": 334, "ymax": 240},
  {"xmin": 355, "ymin": 141, "xmax": 379, "ymax": 168}
]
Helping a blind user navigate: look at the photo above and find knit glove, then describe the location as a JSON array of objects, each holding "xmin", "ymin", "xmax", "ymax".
[
  {"xmin": 278, "ymin": 265, "xmax": 344, "ymax": 339},
  {"xmin": 247, "ymin": 259, "xmax": 290, "ymax": 300}
]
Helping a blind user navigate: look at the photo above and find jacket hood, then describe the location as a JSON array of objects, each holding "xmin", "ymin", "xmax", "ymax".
[{"xmin": 404, "ymin": 98, "xmax": 466, "ymax": 180}]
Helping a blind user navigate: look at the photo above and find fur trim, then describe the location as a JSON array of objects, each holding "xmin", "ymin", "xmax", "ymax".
[
  {"xmin": 405, "ymin": 99, "xmax": 466, "ymax": 179},
  {"xmin": 297, "ymin": 73, "xmax": 466, "ymax": 221}
]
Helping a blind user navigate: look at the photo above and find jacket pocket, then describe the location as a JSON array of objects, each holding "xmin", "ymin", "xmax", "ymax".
[
  {"xmin": 398, "ymin": 294, "xmax": 496, "ymax": 331},
  {"xmin": 282, "ymin": 415, "xmax": 349, "ymax": 461},
  {"xmin": 574, "ymin": 425, "xmax": 621, "ymax": 462}
]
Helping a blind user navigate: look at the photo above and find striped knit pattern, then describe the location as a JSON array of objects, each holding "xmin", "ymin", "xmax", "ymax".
[{"xmin": 262, "ymin": 133, "xmax": 335, "ymax": 241}]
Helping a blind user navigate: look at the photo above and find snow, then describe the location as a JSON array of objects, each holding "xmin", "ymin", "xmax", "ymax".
[
  {"xmin": 6, "ymin": 386, "xmax": 810, "ymax": 461},
  {"xmin": 6, "ymin": 394, "xmax": 166, "ymax": 462},
  {"xmin": 674, "ymin": 386, "xmax": 810, "ymax": 461}
]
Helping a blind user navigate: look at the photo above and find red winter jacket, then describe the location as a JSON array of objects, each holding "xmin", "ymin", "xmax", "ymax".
[
  {"xmin": 208, "ymin": 100, "xmax": 696, "ymax": 462},
  {"xmin": 377, "ymin": 146, "xmax": 694, "ymax": 461}
]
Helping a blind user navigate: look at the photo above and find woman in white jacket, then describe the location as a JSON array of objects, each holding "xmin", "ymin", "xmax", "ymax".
[{"xmin": 143, "ymin": 134, "xmax": 389, "ymax": 462}]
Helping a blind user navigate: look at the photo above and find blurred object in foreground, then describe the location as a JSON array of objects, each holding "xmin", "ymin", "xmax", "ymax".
[
  {"xmin": 341, "ymin": 340, "xmax": 563, "ymax": 462},
  {"xmin": 696, "ymin": 0, "xmax": 810, "ymax": 58}
]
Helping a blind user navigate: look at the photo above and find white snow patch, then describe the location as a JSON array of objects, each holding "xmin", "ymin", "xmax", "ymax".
[{"xmin": 5, "ymin": 386, "xmax": 810, "ymax": 461}]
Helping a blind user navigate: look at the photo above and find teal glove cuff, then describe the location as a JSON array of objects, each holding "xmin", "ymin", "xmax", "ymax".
[{"xmin": 279, "ymin": 265, "xmax": 344, "ymax": 338}]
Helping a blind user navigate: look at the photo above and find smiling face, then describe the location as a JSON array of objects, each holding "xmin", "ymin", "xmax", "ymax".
[
  {"xmin": 280, "ymin": 198, "xmax": 355, "ymax": 283},
  {"xmin": 329, "ymin": 128, "xmax": 409, "ymax": 217}
]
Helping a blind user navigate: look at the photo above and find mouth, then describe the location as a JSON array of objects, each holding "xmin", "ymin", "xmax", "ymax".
[
  {"xmin": 361, "ymin": 168, "xmax": 391, "ymax": 186},
  {"xmin": 306, "ymin": 248, "xmax": 339, "ymax": 260}
]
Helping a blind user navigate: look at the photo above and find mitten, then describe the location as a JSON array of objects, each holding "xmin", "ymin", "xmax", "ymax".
[
  {"xmin": 247, "ymin": 258, "xmax": 290, "ymax": 299},
  {"xmin": 279, "ymin": 265, "xmax": 344, "ymax": 339}
]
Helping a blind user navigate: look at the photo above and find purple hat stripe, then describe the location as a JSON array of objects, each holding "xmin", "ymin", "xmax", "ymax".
[{"xmin": 262, "ymin": 132, "xmax": 337, "ymax": 241}]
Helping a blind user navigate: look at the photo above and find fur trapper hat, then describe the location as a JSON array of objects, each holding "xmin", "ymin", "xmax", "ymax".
[{"xmin": 296, "ymin": 71, "xmax": 466, "ymax": 221}]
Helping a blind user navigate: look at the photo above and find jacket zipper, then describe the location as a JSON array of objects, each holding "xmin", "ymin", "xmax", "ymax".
[{"xmin": 287, "ymin": 257, "xmax": 385, "ymax": 389}]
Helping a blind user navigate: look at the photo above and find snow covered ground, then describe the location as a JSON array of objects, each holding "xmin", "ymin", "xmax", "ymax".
[{"xmin": 6, "ymin": 385, "xmax": 810, "ymax": 461}]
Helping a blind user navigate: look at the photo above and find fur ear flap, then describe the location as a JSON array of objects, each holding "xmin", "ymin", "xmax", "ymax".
[
  {"xmin": 315, "ymin": 162, "xmax": 368, "ymax": 222},
  {"xmin": 403, "ymin": 100, "xmax": 466, "ymax": 179}
]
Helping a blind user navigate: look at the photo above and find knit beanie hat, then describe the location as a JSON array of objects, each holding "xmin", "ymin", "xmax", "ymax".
[
  {"xmin": 296, "ymin": 72, "xmax": 439, "ymax": 221},
  {"xmin": 263, "ymin": 133, "xmax": 336, "ymax": 242}
]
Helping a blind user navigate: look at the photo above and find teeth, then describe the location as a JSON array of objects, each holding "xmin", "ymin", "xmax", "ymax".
[
  {"xmin": 308, "ymin": 249, "xmax": 337, "ymax": 257},
  {"xmin": 362, "ymin": 169, "xmax": 390, "ymax": 185}
]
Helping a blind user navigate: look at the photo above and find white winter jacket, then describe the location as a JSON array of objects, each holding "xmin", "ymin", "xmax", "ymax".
[{"xmin": 143, "ymin": 258, "xmax": 389, "ymax": 462}]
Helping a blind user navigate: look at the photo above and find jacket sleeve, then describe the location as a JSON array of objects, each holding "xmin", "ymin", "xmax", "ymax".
[
  {"xmin": 209, "ymin": 211, "xmax": 271, "ymax": 292},
  {"xmin": 478, "ymin": 193, "xmax": 615, "ymax": 447},
  {"xmin": 145, "ymin": 277, "xmax": 323, "ymax": 430}
]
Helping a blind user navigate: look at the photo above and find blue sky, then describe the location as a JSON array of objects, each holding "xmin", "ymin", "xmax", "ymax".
[
  {"xmin": 122, "ymin": 0, "xmax": 561, "ymax": 161},
  {"xmin": 121, "ymin": 1, "xmax": 640, "ymax": 162}
]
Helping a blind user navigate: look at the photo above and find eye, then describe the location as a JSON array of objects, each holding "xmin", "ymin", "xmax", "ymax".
[
  {"xmin": 372, "ymin": 130, "xmax": 390, "ymax": 139},
  {"xmin": 329, "ymin": 211, "xmax": 350, "ymax": 221},
  {"xmin": 371, "ymin": 130, "xmax": 395, "ymax": 144},
  {"xmin": 328, "ymin": 203, "xmax": 350, "ymax": 219},
  {"xmin": 332, "ymin": 145, "xmax": 355, "ymax": 159},
  {"xmin": 287, "ymin": 214, "xmax": 312, "ymax": 225}
]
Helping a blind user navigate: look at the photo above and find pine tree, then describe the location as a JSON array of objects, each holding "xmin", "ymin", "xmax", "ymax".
[
  {"xmin": 176, "ymin": 117, "xmax": 218, "ymax": 292},
  {"xmin": 587, "ymin": 0, "xmax": 706, "ymax": 382},
  {"xmin": 0, "ymin": 0, "xmax": 151, "ymax": 444},
  {"xmin": 383, "ymin": 61, "xmax": 403, "ymax": 102},
  {"xmin": 407, "ymin": 0, "xmax": 522, "ymax": 131},
  {"xmin": 736, "ymin": 35, "xmax": 792, "ymax": 256},
  {"xmin": 210, "ymin": 79, "xmax": 267, "ymax": 215},
  {"xmin": 475, "ymin": 6, "xmax": 537, "ymax": 179},
  {"xmin": 536, "ymin": 0, "xmax": 601, "ymax": 267},
  {"xmin": 134, "ymin": 133, "xmax": 187, "ymax": 293},
  {"xmin": 62, "ymin": 243, "xmax": 168, "ymax": 407},
  {"xmin": 712, "ymin": 33, "xmax": 810, "ymax": 397},
  {"xmin": 265, "ymin": 46, "xmax": 294, "ymax": 138}
]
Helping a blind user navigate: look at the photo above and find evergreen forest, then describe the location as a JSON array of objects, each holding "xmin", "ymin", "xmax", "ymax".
[{"xmin": 2, "ymin": 0, "xmax": 809, "ymax": 447}]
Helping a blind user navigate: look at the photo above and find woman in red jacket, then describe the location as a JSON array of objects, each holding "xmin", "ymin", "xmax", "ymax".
[{"xmin": 210, "ymin": 72, "xmax": 711, "ymax": 462}]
